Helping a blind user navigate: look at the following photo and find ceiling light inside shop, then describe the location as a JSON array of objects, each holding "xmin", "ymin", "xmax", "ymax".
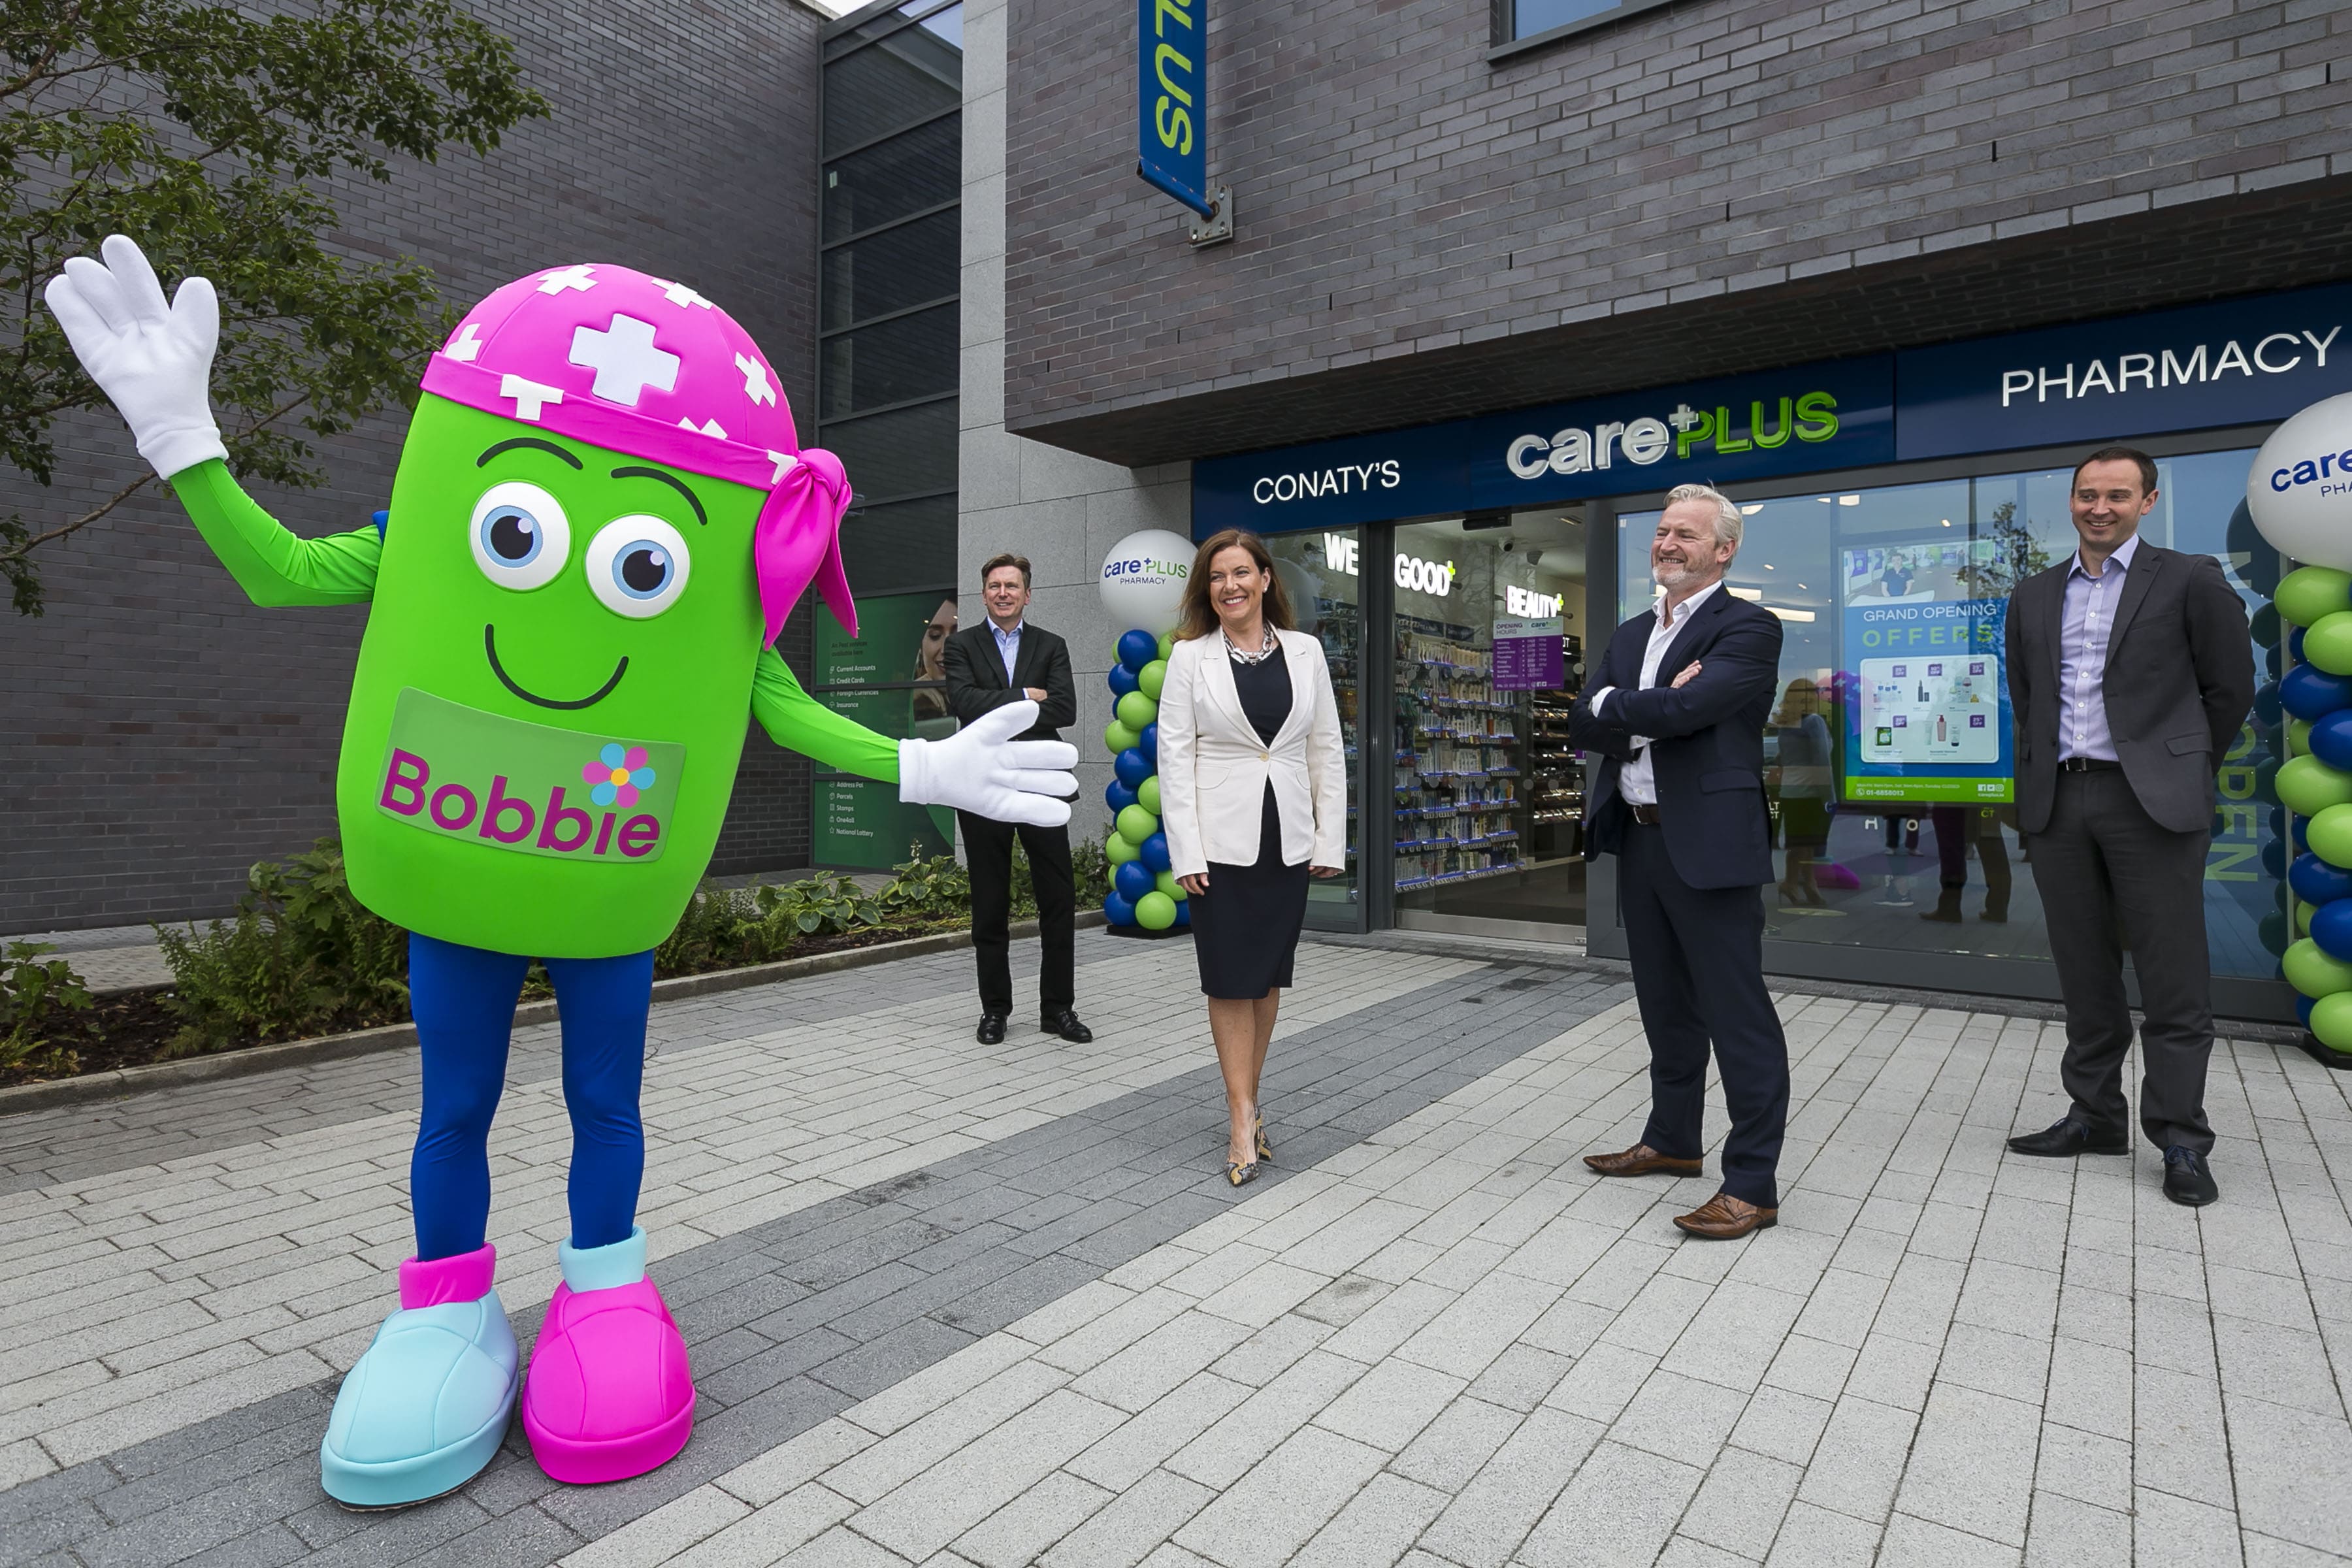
[
  {"xmin": 1838, "ymin": 495, "xmax": 1861, "ymax": 506},
  {"xmin": 1767, "ymin": 606, "xmax": 1817, "ymax": 622},
  {"xmin": 1940, "ymin": 518, "xmax": 1953, "ymax": 527},
  {"xmin": 1740, "ymin": 504, "xmax": 1763, "ymax": 515},
  {"xmin": 1727, "ymin": 586, "xmax": 1762, "ymax": 600}
]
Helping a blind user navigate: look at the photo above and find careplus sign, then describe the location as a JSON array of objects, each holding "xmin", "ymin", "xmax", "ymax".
[
  {"xmin": 568, "ymin": 314, "xmax": 681, "ymax": 408},
  {"xmin": 651, "ymin": 278, "xmax": 715, "ymax": 309},
  {"xmin": 536, "ymin": 264, "xmax": 598, "ymax": 295}
]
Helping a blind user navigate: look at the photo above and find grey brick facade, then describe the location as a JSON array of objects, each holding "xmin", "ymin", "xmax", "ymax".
[
  {"xmin": 1001, "ymin": 0, "xmax": 2352, "ymax": 466},
  {"xmin": 0, "ymin": 0, "xmax": 829, "ymax": 931}
]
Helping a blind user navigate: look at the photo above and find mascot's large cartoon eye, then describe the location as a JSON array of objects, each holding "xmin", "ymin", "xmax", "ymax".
[
  {"xmin": 468, "ymin": 482, "xmax": 570, "ymax": 590},
  {"xmin": 586, "ymin": 515, "xmax": 691, "ymax": 618}
]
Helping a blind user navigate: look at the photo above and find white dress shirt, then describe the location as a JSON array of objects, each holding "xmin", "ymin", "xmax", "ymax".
[
  {"xmin": 2055, "ymin": 532, "xmax": 2138, "ymax": 762},
  {"xmin": 1589, "ymin": 578, "xmax": 1725, "ymax": 808},
  {"xmin": 990, "ymin": 619, "xmax": 1024, "ymax": 685}
]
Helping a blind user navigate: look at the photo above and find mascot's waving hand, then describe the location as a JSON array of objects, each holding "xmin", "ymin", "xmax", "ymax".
[{"xmin": 46, "ymin": 237, "xmax": 1077, "ymax": 1507}]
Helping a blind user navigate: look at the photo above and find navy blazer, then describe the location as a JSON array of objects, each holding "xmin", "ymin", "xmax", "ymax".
[{"xmin": 1567, "ymin": 588, "xmax": 1784, "ymax": 889}]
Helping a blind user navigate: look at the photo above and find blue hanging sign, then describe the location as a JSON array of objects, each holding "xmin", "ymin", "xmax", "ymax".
[
  {"xmin": 1896, "ymin": 282, "xmax": 2352, "ymax": 461},
  {"xmin": 1192, "ymin": 419, "xmax": 1473, "ymax": 539},
  {"xmin": 1137, "ymin": 0, "xmax": 1213, "ymax": 218}
]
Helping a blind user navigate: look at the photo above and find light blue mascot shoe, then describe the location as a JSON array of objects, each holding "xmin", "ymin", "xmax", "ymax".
[{"xmin": 321, "ymin": 1242, "xmax": 519, "ymax": 1507}]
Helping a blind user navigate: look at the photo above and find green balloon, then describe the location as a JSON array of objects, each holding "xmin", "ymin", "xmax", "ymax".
[
  {"xmin": 1137, "ymin": 659, "xmax": 1168, "ymax": 700},
  {"xmin": 2252, "ymin": 601, "xmax": 2282, "ymax": 649},
  {"xmin": 1134, "ymin": 890, "xmax": 1178, "ymax": 930},
  {"xmin": 2285, "ymin": 936, "xmax": 2352, "ymax": 998},
  {"xmin": 2277, "ymin": 755, "xmax": 2352, "ymax": 817},
  {"xmin": 1107, "ymin": 832, "xmax": 1141, "ymax": 864},
  {"xmin": 2298, "ymin": 899, "xmax": 2314, "ymax": 938},
  {"xmin": 1116, "ymin": 690, "xmax": 1158, "ymax": 730},
  {"xmin": 1104, "ymin": 720, "xmax": 1141, "ymax": 755},
  {"xmin": 1117, "ymin": 804, "xmax": 1160, "ymax": 845},
  {"xmin": 1155, "ymin": 869, "xmax": 1186, "ymax": 901},
  {"xmin": 2313, "ymin": 992, "xmax": 2352, "ymax": 1052},
  {"xmin": 2291, "ymin": 718, "xmax": 2314, "ymax": 757},
  {"xmin": 1156, "ymin": 632, "xmax": 1174, "ymax": 660},
  {"xmin": 2276, "ymin": 566, "xmax": 2352, "ymax": 628},
  {"xmin": 2307, "ymin": 612, "xmax": 2352, "ymax": 676},
  {"xmin": 1137, "ymin": 776, "xmax": 1161, "ymax": 815},
  {"xmin": 2308, "ymin": 803, "xmax": 2352, "ymax": 868}
]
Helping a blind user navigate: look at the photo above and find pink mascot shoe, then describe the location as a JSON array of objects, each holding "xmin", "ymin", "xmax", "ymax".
[{"xmin": 522, "ymin": 1226, "xmax": 694, "ymax": 1482}]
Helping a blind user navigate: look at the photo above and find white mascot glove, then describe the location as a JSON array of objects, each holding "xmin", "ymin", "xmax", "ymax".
[
  {"xmin": 900, "ymin": 700, "xmax": 1079, "ymax": 828},
  {"xmin": 42, "ymin": 235, "xmax": 229, "ymax": 480}
]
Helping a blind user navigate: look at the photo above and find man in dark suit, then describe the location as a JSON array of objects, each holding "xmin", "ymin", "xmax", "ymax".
[
  {"xmin": 944, "ymin": 553, "xmax": 1091, "ymax": 1045},
  {"xmin": 1569, "ymin": 483, "xmax": 1790, "ymax": 1240},
  {"xmin": 2002, "ymin": 446, "xmax": 2254, "ymax": 1207}
]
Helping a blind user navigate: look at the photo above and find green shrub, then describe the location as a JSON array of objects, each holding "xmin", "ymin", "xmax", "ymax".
[
  {"xmin": 653, "ymin": 883, "xmax": 759, "ymax": 977},
  {"xmin": 1, "ymin": 941, "xmax": 92, "ymax": 1077},
  {"xmin": 878, "ymin": 845, "xmax": 970, "ymax": 921},
  {"xmin": 753, "ymin": 873, "xmax": 883, "ymax": 944},
  {"xmin": 155, "ymin": 840, "xmax": 409, "ymax": 1056}
]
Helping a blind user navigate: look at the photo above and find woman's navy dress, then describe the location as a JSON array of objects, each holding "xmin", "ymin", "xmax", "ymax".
[{"xmin": 1188, "ymin": 651, "xmax": 1312, "ymax": 1000}]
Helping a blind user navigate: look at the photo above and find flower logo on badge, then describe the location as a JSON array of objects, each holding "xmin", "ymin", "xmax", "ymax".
[{"xmin": 585, "ymin": 743, "xmax": 656, "ymax": 808}]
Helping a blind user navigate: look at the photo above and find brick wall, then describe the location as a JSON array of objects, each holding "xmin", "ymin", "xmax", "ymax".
[
  {"xmin": 1002, "ymin": 0, "xmax": 2352, "ymax": 466},
  {"xmin": 0, "ymin": 0, "xmax": 828, "ymax": 932}
]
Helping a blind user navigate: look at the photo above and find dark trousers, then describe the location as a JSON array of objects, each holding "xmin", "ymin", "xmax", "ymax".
[
  {"xmin": 959, "ymin": 811, "xmax": 1075, "ymax": 1017},
  {"xmin": 1619, "ymin": 822, "xmax": 1791, "ymax": 1208},
  {"xmin": 2029, "ymin": 768, "xmax": 2215, "ymax": 1153}
]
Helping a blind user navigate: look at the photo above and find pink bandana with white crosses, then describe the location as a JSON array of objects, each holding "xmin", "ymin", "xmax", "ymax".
[{"xmin": 419, "ymin": 263, "xmax": 856, "ymax": 645}]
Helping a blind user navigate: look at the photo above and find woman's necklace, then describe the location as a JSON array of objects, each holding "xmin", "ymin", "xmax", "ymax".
[{"xmin": 1222, "ymin": 624, "xmax": 1278, "ymax": 665}]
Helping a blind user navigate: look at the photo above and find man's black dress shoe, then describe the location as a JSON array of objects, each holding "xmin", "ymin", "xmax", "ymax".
[
  {"xmin": 1041, "ymin": 1007, "xmax": 1093, "ymax": 1043},
  {"xmin": 977, "ymin": 1012, "xmax": 1007, "ymax": 1044},
  {"xmin": 2006, "ymin": 1117, "xmax": 2130, "ymax": 1158},
  {"xmin": 2163, "ymin": 1146, "xmax": 2219, "ymax": 1207}
]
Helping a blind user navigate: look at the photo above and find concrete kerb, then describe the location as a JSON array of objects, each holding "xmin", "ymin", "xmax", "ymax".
[{"xmin": 0, "ymin": 913, "xmax": 1107, "ymax": 1118}]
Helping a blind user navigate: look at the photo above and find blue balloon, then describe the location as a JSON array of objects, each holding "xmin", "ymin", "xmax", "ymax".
[
  {"xmin": 2290, "ymin": 848, "xmax": 2342, "ymax": 905},
  {"xmin": 1139, "ymin": 722, "xmax": 1160, "ymax": 766},
  {"xmin": 1108, "ymin": 663, "xmax": 1139, "ymax": 698},
  {"xmin": 2282, "ymin": 663, "xmax": 2352, "ymax": 721},
  {"xmin": 2298, "ymin": 815, "xmax": 2312, "ymax": 852},
  {"xmin": 2315, "ymin": 898, "xmax": 2352, "ymax": 961},
  {"xmin": 1173, "ymin": 898, "xmax": 1191, "ymax": 926},
  {"xmin": 1103, "ymin": 890, "xmax": 1138, "ymax": 926},
  {"xmin": 2300, "ymin": 992, "xmax": 2317, "ymax": 1028},
  {"xmin": 1114, "ymin": 860, "xmax": 1157, "ymax": 902},
  {"xmin": 2264, "ymin": 838, "xmax": 2287, "ymax": 880},
  {"xmin": 1117, "ymin": 629, "xmax": 1158, "ymax": 672},
  {"xmin": 2255, "ymin": 680, "xmax": 2283, "ymax": 728},
  {"xmin": 2311, "ymin": 710, "xmax": 2352, "ymax": 771},
  {"xmin": 2290, "ymin": 627, "xmax": 2308, "ymax": 662},
  {"xmin": 2268, "ymin": 643, "xmax": 2284, "ymax": 679},
  {"xmin": 1106, "ymin": 779, "xmax": 1138, "ymax": 813},
  {"xmin": 1140, "ymin": 831, "xmax": 1172, "ymax": 873},
  {"xmin": 1115, "ymin": 747, "xmax": 1153, "ymax": 789}
]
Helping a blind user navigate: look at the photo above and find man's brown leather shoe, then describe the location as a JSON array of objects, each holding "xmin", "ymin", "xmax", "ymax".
[
  {"xmin": 1582, "ymin": 1144, "xmax": 1703, "ymax": 1178},
  {"xmin": 1673, "ymin": 1192, "xmax": 1777, "ymax": 1239}
]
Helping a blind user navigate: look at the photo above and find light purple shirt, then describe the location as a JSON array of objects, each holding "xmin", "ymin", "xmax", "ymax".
[
  {"xmin": 991, "ymin": 619, "xmax": 1023, "ymax": 685},
  {"xmin": 2057, "ymin": 532, "xmax": 2140, "ymax": 762}
]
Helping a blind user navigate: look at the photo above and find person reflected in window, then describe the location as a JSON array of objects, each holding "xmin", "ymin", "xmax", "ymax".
[
  {"xmin": 1158, "ymin": 530, "xmax": 1347, "ymax": 1188},
  {"xmin": 1771, "ymin": 678, "xmax": 1833, "ymax": 906}
]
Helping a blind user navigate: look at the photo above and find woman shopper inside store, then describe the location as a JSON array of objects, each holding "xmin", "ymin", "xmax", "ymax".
[{"xmin": 1158, "ymin": 529, "xmax": 1348, "ymax": 1187}]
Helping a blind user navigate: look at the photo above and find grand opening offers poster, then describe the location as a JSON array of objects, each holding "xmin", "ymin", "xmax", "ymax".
[{"xmin": 1840, "ymin": 540, "xmax": 2013, "ymax": 804}]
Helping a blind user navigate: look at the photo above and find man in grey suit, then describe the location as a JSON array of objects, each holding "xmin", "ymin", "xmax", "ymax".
[{"xmin": 2003, "ymin": 446, "xmax": 2255, "ymax": 1207}]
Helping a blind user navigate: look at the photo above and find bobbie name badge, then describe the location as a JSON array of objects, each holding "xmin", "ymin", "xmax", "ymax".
[{"xmin": 376, "ymin": 689, "xmax": 687, "ymax": 863}]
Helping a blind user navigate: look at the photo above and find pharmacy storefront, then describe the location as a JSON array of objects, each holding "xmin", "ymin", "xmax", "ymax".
[{"xmin": 1192, "ymin": 283, "xmax": 2352, "ymax": 1020}]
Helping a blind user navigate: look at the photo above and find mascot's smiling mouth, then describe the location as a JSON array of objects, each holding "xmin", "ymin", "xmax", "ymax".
[{"xmin": 484, "ymin": 625, "xmax": 628, "ymax": 710}]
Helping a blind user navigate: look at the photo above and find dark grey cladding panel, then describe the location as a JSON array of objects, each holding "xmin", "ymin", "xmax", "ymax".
[{"xmin": 1000, "ymin": 0, "xmax": 2352, "ymax": 466}]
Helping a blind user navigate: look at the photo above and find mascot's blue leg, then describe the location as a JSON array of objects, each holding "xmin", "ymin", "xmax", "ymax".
[
  {"xmin": 319, "ymin": 934, "xmax": 527, "ymax": 1509},
  {"xmin": 519, "ymin": 951, "xmax": 696, "ymax": 1486}
]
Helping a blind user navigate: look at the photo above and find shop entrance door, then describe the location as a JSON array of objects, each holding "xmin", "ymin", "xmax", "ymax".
[{"xmin": 1388, "ymin": 512, "xmax": 1589, "ymax": 941}]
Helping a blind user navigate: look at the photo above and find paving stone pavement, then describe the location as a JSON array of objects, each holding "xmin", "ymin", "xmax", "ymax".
[{"xmin": 5, "ymin": 930, "xmax": 2352, "ymax": 1567}]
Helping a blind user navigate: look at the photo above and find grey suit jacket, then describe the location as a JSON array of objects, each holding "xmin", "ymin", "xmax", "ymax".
[{"xmin": 2003, "ymin": 542, "xmax": 2255, "ymax": 836}]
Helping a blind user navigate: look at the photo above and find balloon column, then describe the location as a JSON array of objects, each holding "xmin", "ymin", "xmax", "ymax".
[
  {"xmin": 2247, "ymin": 392, "xmax": 2352, "ymax": 1062},
  {"xmin": 1097, "ymin": 530, "xmax": 1197, "ymax": 934}
]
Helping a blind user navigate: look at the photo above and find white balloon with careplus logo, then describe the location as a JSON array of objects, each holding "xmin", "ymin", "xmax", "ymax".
[
  {"xmin": 2249, "ymin": 391, "xmax": 2352, "ymax": 570},
  {"xmin": 1099, "ymin": 529, "xmax": 1195, "ymax": 636}
]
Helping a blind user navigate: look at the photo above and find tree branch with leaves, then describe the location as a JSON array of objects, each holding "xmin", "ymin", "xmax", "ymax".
[{"xmin": 0, "ymin": 0, "xmax": 547, "ymax": 613}]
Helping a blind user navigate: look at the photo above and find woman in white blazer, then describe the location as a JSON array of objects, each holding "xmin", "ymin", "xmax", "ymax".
[{"xmin": 1158, "ymin": 529, "xmax": 1347, "ymax": 1186}]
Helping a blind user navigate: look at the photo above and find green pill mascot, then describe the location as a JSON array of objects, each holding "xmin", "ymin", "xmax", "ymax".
[{"xmin": 44, "ymin": 238, "xmax": 1076, "ymax": 1505}]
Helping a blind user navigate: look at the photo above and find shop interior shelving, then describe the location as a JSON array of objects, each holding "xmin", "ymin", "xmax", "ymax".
[{"xmin": 1392, "ymin": 615, "xmax": 1527, "ymax": 892}]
